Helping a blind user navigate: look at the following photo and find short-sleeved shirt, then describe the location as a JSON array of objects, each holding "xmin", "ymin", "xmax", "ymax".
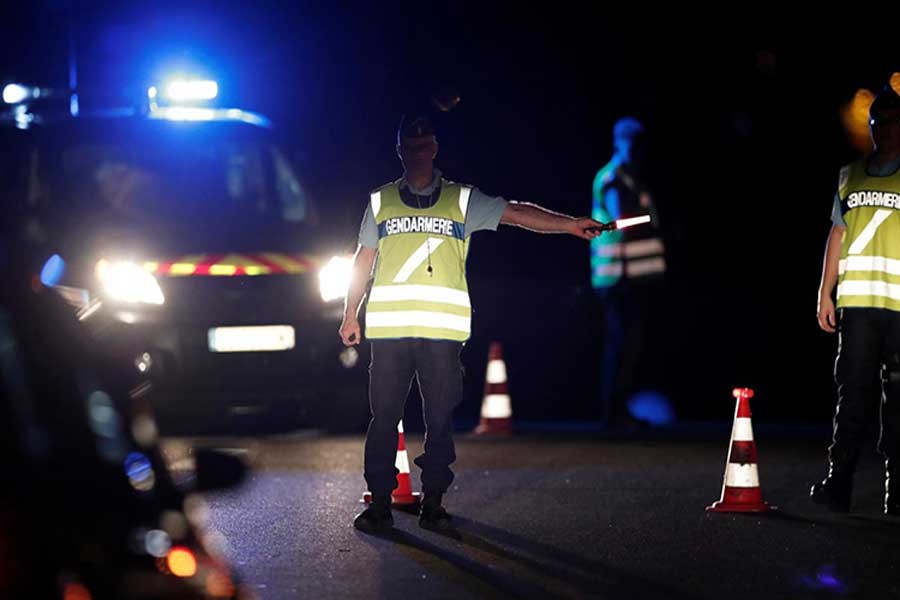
[
  {"xmin": 357, "ymin": 169, "xmax": 508, "ymax": 248},
  {"xmin": 831, "ymin": 157, "xmax": 900, "ymax": 226}
]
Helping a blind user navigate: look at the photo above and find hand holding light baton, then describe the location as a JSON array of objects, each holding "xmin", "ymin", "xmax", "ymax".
[{"xmin": 585, "ymin": 214, "xmax": 651, "ymax": 234}]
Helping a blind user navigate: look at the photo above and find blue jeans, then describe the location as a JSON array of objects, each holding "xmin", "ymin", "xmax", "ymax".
[{"xmin": 363, "ymin": 339, "xmax": 463, "ymax": 498}]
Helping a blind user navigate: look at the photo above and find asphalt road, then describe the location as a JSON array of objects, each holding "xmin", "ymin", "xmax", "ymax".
[{"xmin": 166, "ymin": 428, "xmax": 900, "ymax": 599}]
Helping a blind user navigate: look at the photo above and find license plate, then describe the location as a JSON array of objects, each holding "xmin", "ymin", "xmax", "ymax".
[{"xmin": 208, "ymin": 325, "xmax": 295, "ymax": 352}]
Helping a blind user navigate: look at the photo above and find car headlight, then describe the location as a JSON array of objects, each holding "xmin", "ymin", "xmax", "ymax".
[
  {"xmin": 95, "ymin": 260, "xmax": 165, "ymax": 305},
  {"xmin": 318, "ymin": 256, "xmax": 353, "ymax": 302}
]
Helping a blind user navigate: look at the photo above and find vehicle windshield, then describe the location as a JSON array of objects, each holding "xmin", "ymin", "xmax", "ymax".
[{"xmin": 50, "ymin": 119, "xmax": 311, "ymax": 227}]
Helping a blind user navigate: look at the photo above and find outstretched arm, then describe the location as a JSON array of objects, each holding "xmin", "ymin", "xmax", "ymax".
[{"xmin": 500, "ymin": 201, "xmax": 604, "ymax": 240}]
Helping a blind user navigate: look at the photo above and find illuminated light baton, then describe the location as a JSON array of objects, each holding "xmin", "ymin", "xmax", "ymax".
[{"xmin": 586, "ymin": 214, "xmax": 651, "ymax": 234}]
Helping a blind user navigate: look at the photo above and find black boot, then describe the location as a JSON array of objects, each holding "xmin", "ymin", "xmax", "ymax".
[
  {"xmin": 419, "ymin": 493, "xmax": 454, "ymax": 532},
  {"xmin": 886, "ymin": 459, "xmax": 900, "ymax": 516},
  {"xmin": 354, "ymin": 496, "xmax": 394, "ymax": 533},
  {"xmin": 810, "ymin": 462, "xmax": 853, "ymax": 513}
]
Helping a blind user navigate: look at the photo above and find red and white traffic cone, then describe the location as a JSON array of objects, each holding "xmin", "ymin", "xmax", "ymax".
[
  {"xmin": 474, "ymin": 342, "xmax": 513, "ymax": 435},
  {"xmin": 707, "ymin": 388, "xmax": 776, "ymax": 513},
  {"xmin": 362, "ymin": 420, "xmax": 421, "ymax": 507}
]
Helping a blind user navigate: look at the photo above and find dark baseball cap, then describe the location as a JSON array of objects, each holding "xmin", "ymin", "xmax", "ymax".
[
  {"xmin": 870, "ymin": 83, "xmax": 900, "ymax": 117},
  {"xmin": 397, "ymin": 114, "xmax": 436, "ymax": 142}
]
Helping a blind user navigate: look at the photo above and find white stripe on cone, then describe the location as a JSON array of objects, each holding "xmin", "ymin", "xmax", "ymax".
[
  {"xmin": 395, "ymin": 421, "xmax": 410, "ymax": 472},
  {"xmin": 486, "ymin": 359, "xmax": 507, "ymax": 384},
  {"xmin": 395, "ymin": 446, "xmax": 411, "ymax": 472},
  {"xmin": 724, "ymin": 463, "xmax": 760, "ymax": 488},
  {"xmin": 731, "ymin": 418, "xmax": 754, "ymax": 442},
  {"xmin": 481, "ymin": 394, "xmax": 512, "ymax": 419}
]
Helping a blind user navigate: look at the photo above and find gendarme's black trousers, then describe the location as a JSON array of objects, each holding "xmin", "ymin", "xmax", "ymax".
[
  {"xmin": 363, "ymin": 339, "xmax": 463, "ymax": 498},
  {"xmin": 830, "ymin": 308, "xmax": 900, "ymax": 469}
]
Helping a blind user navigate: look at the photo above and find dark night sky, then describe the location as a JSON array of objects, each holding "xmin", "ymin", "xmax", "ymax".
[{"xmin": 2, "ymin": 3, "xmax": 898, "ymax": 423}]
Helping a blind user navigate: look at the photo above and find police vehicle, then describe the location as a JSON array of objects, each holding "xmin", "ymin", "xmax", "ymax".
[{"xmin": 2, "ymin": 78, "xmax": 368, "ymax": 432}]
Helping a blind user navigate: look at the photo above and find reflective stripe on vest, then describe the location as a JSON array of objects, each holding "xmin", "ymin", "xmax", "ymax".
[
  {"xmin": 366, "ymin": 179, "xmax": 473, "ymax": 341},
  {"xmin": 591, "ymin": 236, "xmax": 666, "ymax": 284},
  {"xmin": 836, "ymin": 160, "xmax": 900, "ymax": 312}
]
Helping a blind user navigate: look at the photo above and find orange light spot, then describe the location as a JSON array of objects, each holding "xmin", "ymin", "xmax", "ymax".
[
  {"xmin": 166, "ymin": 546, "xmax": 198, "ymax": 577},
  {"xmin": 63, "ymin": 582, "xmax": 92, "ymax": 600},
  {"xmin": 840, "ymin": 89, "xmax": 875, "ymax": 154}
]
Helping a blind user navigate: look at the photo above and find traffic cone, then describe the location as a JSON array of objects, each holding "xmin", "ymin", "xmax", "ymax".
[
  {"xmin": 362, "ymin": 420, "xmax": 421, "ymax": 507},
  {"xmin": 707, "ymin": 388, "xmax": 776, "ymax": 513},
  {"xmin": 474, "ymin": 342, "xmax": 513, "ymax": 435}
]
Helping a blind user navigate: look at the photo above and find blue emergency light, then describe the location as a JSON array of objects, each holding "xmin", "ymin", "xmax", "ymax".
[
  {"xmin": 40, "ymin": 254, "xmax": 66, "ymax": 287},
  {"xmin": 148, "ymin": 79, "xmax": 218, "ymax": 104}
]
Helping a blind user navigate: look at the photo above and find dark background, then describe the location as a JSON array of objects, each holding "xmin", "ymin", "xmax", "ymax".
[{"xmin": 2, "ymin": 2, "xmax": 897, "ymax": 425}]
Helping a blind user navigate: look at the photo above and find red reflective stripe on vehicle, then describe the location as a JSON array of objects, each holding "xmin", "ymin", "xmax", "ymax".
[
  {"xmin": 217, "ymin": 254, "xmax": 267, "ymax": 275},
  {"xmin": 293, "ymin": 255, "xmax": 318, "ymax": 270},
  {"xmin": 193, "ymin": 255, "xmax": 225, "ymax": 276},
  {"xmin": 260, "ymin": 253, "xmax": 307, "ymax": 273},
  {"xmin": 151, "ymin": 254, "xmax": 318, "ymax": 276},
  {"xmin": 248, "ymin": 254, "xmax": 288, "ymax": 274}
]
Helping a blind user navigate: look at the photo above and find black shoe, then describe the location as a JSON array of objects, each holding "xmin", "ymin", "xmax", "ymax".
[
  {"xmin": 419, "ymin": 494, "xmax": 454, "ymax": 532},
  {"xmin": 810, "ymin": 476, "xmax": 852, "ymax": 513},
  {"xmin": 354, "ymin": 501, "xmax": 393, "ymax": 533}
]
